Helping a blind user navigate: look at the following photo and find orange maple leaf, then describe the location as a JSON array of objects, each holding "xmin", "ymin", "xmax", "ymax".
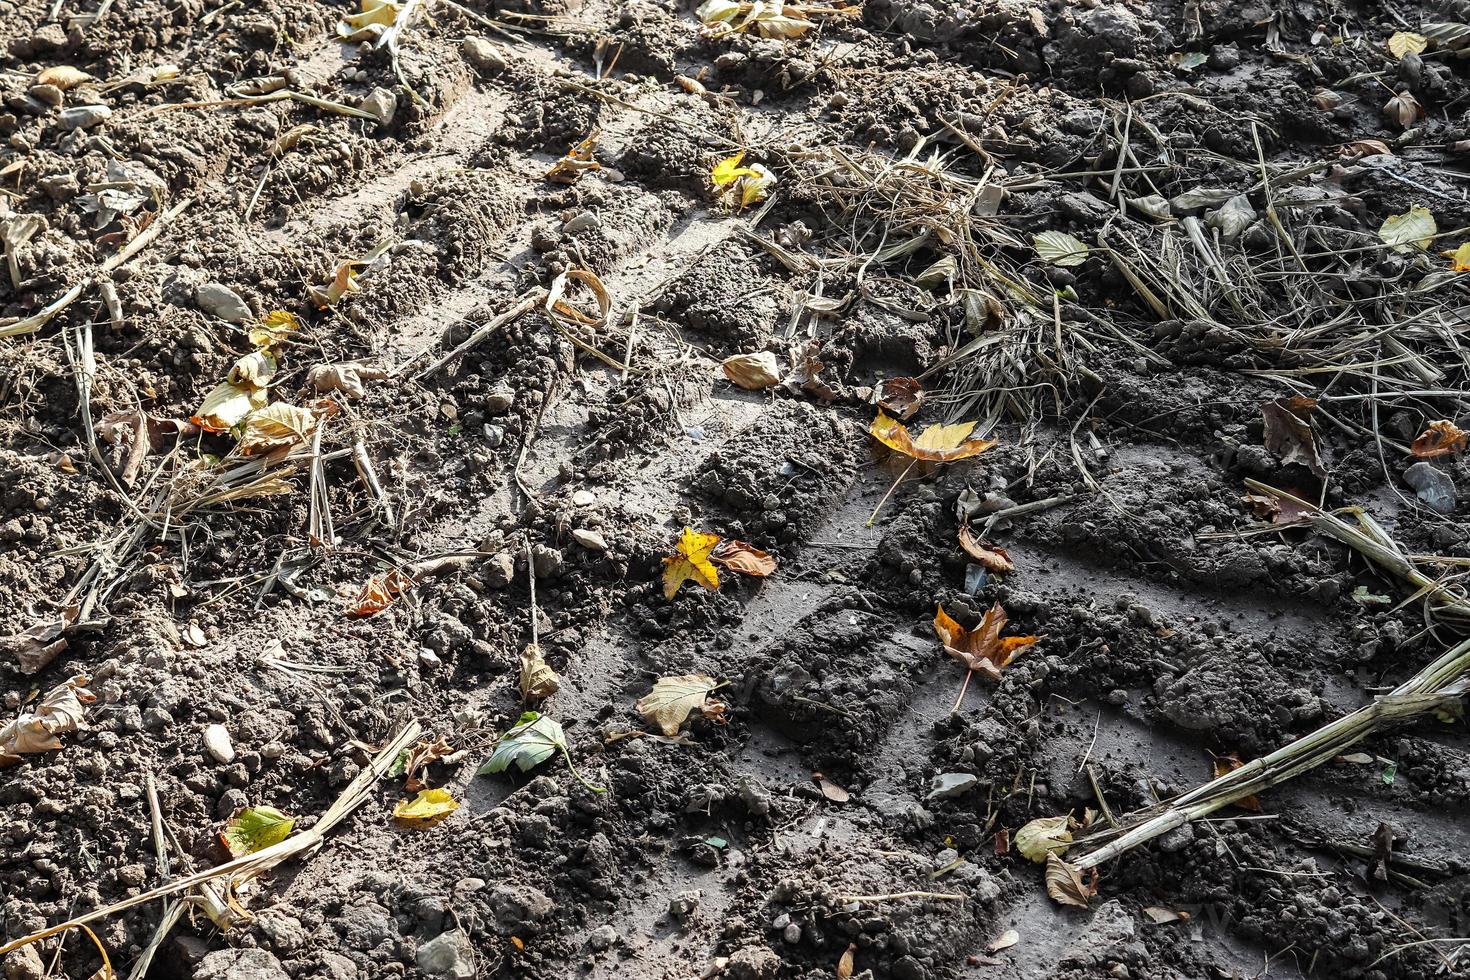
[{"xmin": 934, "ymin": 602, "xmax": 1037, "ymax": 682}]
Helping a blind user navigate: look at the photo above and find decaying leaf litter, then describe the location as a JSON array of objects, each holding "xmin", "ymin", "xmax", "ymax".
[{"xmin": 6, "ymin": 2, "xmax": 1470, "ymax": 979}]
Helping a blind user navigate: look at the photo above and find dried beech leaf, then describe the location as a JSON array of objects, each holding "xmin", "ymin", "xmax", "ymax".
[
  {"xmin": 238, "ymin": 402, "xmax": 320, "ymax": 455},
  {"xmin": 721, "ymin": 351, "xmax": 782, "ymax": 390},
  {"xmin": 1261, "ymin": 396, "xmax": 1328, "ymax": 480},
  {"xmin": 307, "ymin": 361, "xmax": 388, "ymax": 400},
  {"xmin": 877, "ymin": 377, "xmax": 924, "ymax": 420},
  {"xmin": 192, "ymin": 381, "xmax": 268, "ymax": 433},
  {"xmin": 1211, "ymin": 752, "xmax": 1263, "ymax": 812},
  {"xmin": 711, "ymin": 540, "xmax": 777, "ymax": 577},
  {"xmin": 958, "ymin": 526, "xmax": 1014, "ymax": 573},
  {"xmin": 0, "ymin": 674, "xmax": 94, "ymax": 766},
  {"xmin": 1045, "ymin": 852, "xmax": 1098, "ymax": 908},
  {"xmin": 346, "ymin": 568, "xmax": 413, "ymax": 617}
]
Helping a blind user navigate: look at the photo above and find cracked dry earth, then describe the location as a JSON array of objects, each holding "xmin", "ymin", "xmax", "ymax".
[{"xmin": 6, "ymin": 1, "xmax": 1470, "ymax": 979}]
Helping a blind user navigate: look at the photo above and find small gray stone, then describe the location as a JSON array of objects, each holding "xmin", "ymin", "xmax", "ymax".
[
  {"xmin": 416, "ymin": 930, "xmax": 474, "ymax": 980},
  {"xmin": 781, "ymin": 922, "xmax": 802, "ymax": 944},
  {"xmin": 194, "ymin": 948, "xmax": 290, "ymax": 980},
  {"xmin": 4, "ymin": 944, "xmax": 45, "ymax": 980},
  {"xmin": 195, "ymin": 282, "xmax": 252, "ymax": 324},
  {"xmin": 360, "ymin": 87, "xmax": 397, "ymax": 126},
  {"xmin": 587, "ymin": 925, "xmax": 618, "ymax": 951},
  {"xmin": 485, "ymin": 385, "xmax": 515, "ymax": 413},
  {"xmin": 58, "ymin": 104, "xmax": 111, "ymax": 130},
  {"xmin": 482, "ymin": 423, "xmax": 504, "ymax": 447},
  {"xmin": 563, "ymin": 211, "xmax": 601, "ymax": 234},
  {"xmin": 927, "ymin": 772, "xmax": 978, "ymax": 800},
  {"xmin": 203, "ymin": 723, "xmax": 235, "ymax": 764},
  {"xmin": 1405, "ymin": 461, "xmax": 1457, "ymax": 513},
  {"xmin": 571, "ymin": 528, "xmax": 607, "ymax": 552},
  {"xmin": 462, "ymin": 36, "xmax": 506, "ymax": 74},
  {"xmin": 28, "ymin": 83, "xmax": 63, "ymax": 107},
  {"xmin": 483, "ymin": 552, "xmax": 515, "ymax": 587},
  {"xmin": 531, "ymin": 545, "xmax": 562, "ymax": 578},
  {"xmin": 669, "ymin": 889, "xmax": 700, "ymax": 920}
]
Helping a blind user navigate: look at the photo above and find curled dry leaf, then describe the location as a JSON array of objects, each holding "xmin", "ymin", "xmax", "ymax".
[
  {"xmin": 784, "ymin": 339, "xmax": 838, "ymax": 401},
  {"xmin": 836, "ymin": 943, "xmax": 856, "ymax": 979},
  {"xmin": 250, "ymin": 310, "xmax": 301, "ymax": 350},
  {"xmin": 870, "ymin": 411, "xmax": 997, "ymax": 463},
  {"xmin": 1451, "ymin": 242, "xmax": 1470, "ymax": 272},
  {"xmin": 1143, "ymin": 906, "xmax": 1190, "ymax": 925},
  {"xmin": 814, "ymin": 772, "xmax": 849, "ymax": 803},
  {"xmin": 546, "ymin": 267, "xmax": 611, "ymax": 330},
  {"xmin": 222, "ymin": 805, "xmax": 295, "ymax": 856},
  {"xmin": 987, "ymin": 929, "xmax": 1020, "ymax": 953},
  {"xmin": 636, "ymin": 675, "xmax": 726, "ymax": 736},
  {"xmin": 1383, "ymin": 90, "xmax": 1423, "ymax": 128},
  {"xmin": 1240, "ymin": 489, "xmax": 1312, "ymax": 525},
  {"xmin": 711, "ymin": 540, "xmax": 777, "ymax": 577},
  {"xmin": 958, "ymin": 526, "xmax": 1014, "ymax": 573},
  {"xmin": 238, "ymin": 402, "xmax": 321, "ymax": 456},
  {"xmin": 1211, "ymin": 752, "xmax": 1263, "ymax": 812},
  {"xmin": 36, "ymin": 65, "xmax": 91, "ymax": 89},
  {"xmin": 933, "ymin": 603, "xmax": 1037, "ymax": 682},
  {"xmin": 710, "ymin": 151, "xmax": 776, "ymax": 210},
  {"xmin": 546, "ymin": 130, "xmax": 601, "ymax": 183},
  {"xmin": 1411, "ymin": 419, "xmax": 1468, "ymax": 458},
  {"xmin": 307, "ymin": 361, "xmax": 388, "ymax": 400},
  {"xmin": 1261, "ymin": 396, "xmax": 1328, "ymax": 480},
  {"xmin": 309, "ymin": 261, "xmax": 362, "ymax": 309},
  {"xmin": 339, "ymin": 0, "xmax": 401, "ymax": 40},
  {"xmin": 228, "ymin": 350, "xmax": 277, "ymax": 388},
  {"xmin": 392, "ymin": 788, "xmax": 460, "ymax": 826},
  {"xmin": 1014, "ymin": 814, "xmax": 1073, "ymax": 862},
  {"xmin": 662, "ymin": 527, "xmax": 721, "ymax": 599},
  {"xmin": 1045, "ymin": 852, "xmax": 1099, "ymax": 908},
  {"xmin": 0, "ymin": 674, "xmax": 94, "ymax": 767},
  {"xmin": 346, "ymin": 568, "xmax": 413, "ymax": 617},
  {"xmin": 877, "ymin": 377, "xmax": 924, "ymax": 420},
  {"xmin": 192, "ymin": 380, "xmax": 267, "ymax": 433},
  {"xmin": 721, "ymin": 351, "xmax": 783, "ymax": 390},
  {"xmin": 393, "ymin": 736, "xmax": 454, "ymax": 792},
  {"xmin": 519, "ymin": 644, "xmax": 561, "ymax": 701},
  {"xmin": 1340, "ymin": 138, "xmax": 1392, "ymax": 158}
]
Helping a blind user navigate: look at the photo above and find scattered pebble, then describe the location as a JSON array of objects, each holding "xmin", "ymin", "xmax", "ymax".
[
  {"xmin": 563, "ymin": 211, "xmax": 600, "ymax": 234},
  {"xmin": 195, "ymin": 282, "xmax": 252, "ymax": 324},
  {"xmin": 416, "ymin": 930, "xmax": 475, "ymax": 979},
  {"xmin": 928, "ymin": 772, "xmax": 978, "ymax": 800},
  {"xmin": 462, "ymin": 36, "xmax": 507, "ymax": 75},
  {"xmin": 360, "ymin": 87, "xmax": 397, "ymax": 127},
  {"xmin": 572, "ymin": 529, "xmax": 607, "ymax": 551},
  {"xmin": 203, "ymin": 724, "xmax": 235, "ymax": 765},
  {"xmin": 1404, "ymin": 461, "xmax": 1457, "ymax": 513},
  {"xmin": 58, "ymin": 104, "xmax": 111, "ymax": 130}
]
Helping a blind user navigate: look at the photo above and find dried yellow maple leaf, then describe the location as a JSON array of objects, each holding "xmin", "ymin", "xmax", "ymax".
[
  {"xmin": 870, "ymin": 410, "xmax": 996, "ymax": 462},
  {"xmin": 662, "ymin": 527, "xmax": 721, "ymax": 599}
]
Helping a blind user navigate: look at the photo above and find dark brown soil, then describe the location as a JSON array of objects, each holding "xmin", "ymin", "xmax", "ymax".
[{"xmin": 5, "ymin": 1, "xmax": 1470, "ymax": 979}]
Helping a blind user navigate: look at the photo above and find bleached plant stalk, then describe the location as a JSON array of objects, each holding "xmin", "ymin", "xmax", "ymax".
[
  {"xmin": 1070, "ymin": 485, "xmax": 1470, "ymax": 869},
  {"xmin": 0, "ymin": 721, "xmax": 422, "ymax": 958}
]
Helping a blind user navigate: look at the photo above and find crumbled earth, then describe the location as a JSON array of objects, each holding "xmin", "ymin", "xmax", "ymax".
[{"xmin": 4, "ymin": 1, "xmax": 1470, "ymax": 979}]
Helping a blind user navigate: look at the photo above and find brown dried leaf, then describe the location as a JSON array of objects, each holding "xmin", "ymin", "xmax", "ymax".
[
  {"xmin": 307, "ymin": 361, "xmax": 388, "ymax": 400},
  {"xmin": 721, "ymin": 351, "xmax": 782, "ymax": 390},
  {"xmin": 958, "ymin": 526, "xmax": 1015, "ymax": 573},
  {"xmin": 546, "ymin": 130, "xmax": 601, "ymax": 183},
  {"xmin": 1044, "ymin": 852, "xmax": 1098, "ymax": 908},
  {"xmin": 1211, "ymin": 752, "xmax": 1263, "ymax": 812},
  {"xmin": 1261, "ymin": 397, "xmax": 1327, "ymax": 480},
  {"xmin": 877, "ymin": 377, "xmax": 925, "ymax": 420},
  {"xmin": 836, "ymin": 944, "xmax": 856, "ymax": 979},
  {"xmin": 0, "ymin": 674, "xmax": 94, "ymax": 766},
  {"xmin": 36, "ymin": 65, "xmax": 91, "ymax": 89},
  {"xmin": 1340, "ymin": 138, "xmax": 1393, "ymax": 158},
  {"xmin": 346, "ymin": 568, "xmax": 413, "ymax": 617},
  {"xmin": 711, "ymin": 540, "xmax": 777, "ymax": 577},
  {"xmin": 814, "ymin": 772, "xmax": 850, "ymax": 803},
  {"xmin": 519, "ymin": 644, "xmax": 561, "ymax": 702},
  {"xmin": 1143, "ymin": 906, "xmax": 1190, "ymax": 925},
  {"xmin": 636, "ymin": 674, "xmax": 724, "ymax": 736},
  {"xmin": 1384, "ymin": 90, "xmax": 1423, "ymax": 128},
  {"xmin": 1411, "ymin": 419, "xmax": 1468, "ymax": 458},
  {"xmin": 1240, "ymin": 488, "xmax": 1312, "ymax": 525},
  {"xmin": 933, "ymin": 603, "xmax": 1037, "ymax": 682}
]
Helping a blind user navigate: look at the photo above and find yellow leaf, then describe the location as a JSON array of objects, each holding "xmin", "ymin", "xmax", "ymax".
[
  {"xmin": 192, "ymin": 381, "xmax": 268, "ymax": 433},
  {"xmin": 1014, "ymin": 815, "xmax": 1073, "ymax": 862},
  {"xmin": 392, "ymin": 787, "xmax": 459, "ymax": 826},
  {"xmin": 711, "ymin": 151, "xmax": 758, "ymax": 187},
  {"xmin": 1451, "ymin": 242, "xmax": 1470, "ymax": 272},
  {"xmin": 662, "ymin": 527, "xmax": 721, "ymax": 599},
  {"xmin": 238, "ymin": 402, "xmax": 321, "ymax": 455},
  {"xmin": 636, "ymin": 674, "xmax": 723, "ymax": 736},
  {"xmin": 870, "ymin": 410, "xmax": 997, "ymax": 462},
  {"xmin": 1379, "ymin": 206, "xmax": 1436, "ymax": 251},
  {"xmin": 309, "ymin": 262, "xmax": 362, "ymax": 309},
  {"xmin": 250, "ymin": 310, "xmax": 301, "ymax": 350},
  {"xmin": 1388, "ymin": 31, "xmax": 1428, "ymax": 58},
  {"xmin": 227, "ymin": 350, "xmax": 277, "ymax": 388}
]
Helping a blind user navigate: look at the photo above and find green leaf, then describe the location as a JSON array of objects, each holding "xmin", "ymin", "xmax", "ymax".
[
  {"xmin": 222, "ymin": 805, "xmax": 295, "ymax": 856},
  {"xmin": 1033, "ymin": 231, "xmax": 1090, "ymax": 267},
  {"xmin": 1382, "ymin": 761, "xmax": 1398, "ymax": 786},
  {"xmin": 479, "ymin": 711, "xmax": 562, "ymax": 775},
  {"xmin": 478, "ymin": 711, "xmax": 607, "ymax": 793}
]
